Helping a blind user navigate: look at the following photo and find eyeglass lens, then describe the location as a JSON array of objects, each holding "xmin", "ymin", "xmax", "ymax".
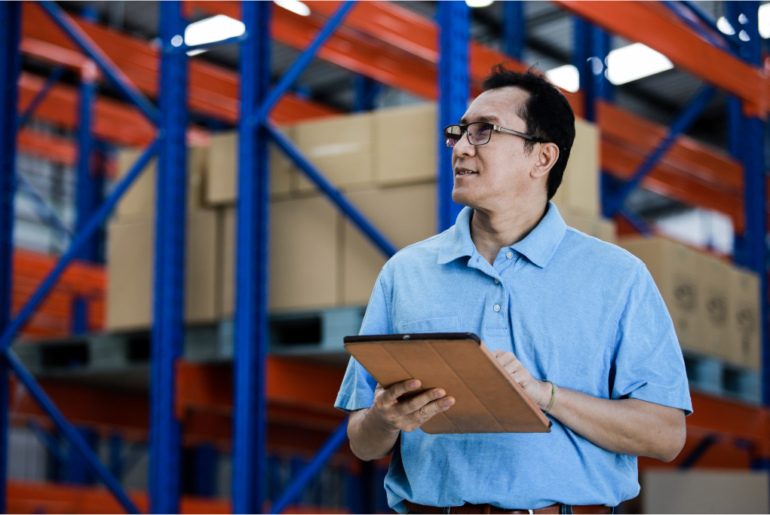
[{"xmin": 444, "ymin": 123, "xmax": 493, "ymax": 148}]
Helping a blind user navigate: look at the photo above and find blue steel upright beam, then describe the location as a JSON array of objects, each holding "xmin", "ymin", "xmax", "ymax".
[
  {"xmin": 233, "ymin": 2, "xmax": 271, "ymax": 512},
  {"xmin": 727, "ymin": 2, "xmax": 768, "ymax": 410},
  {"xmin": 150, "ymin": 2, "xmax": 187, "ymax": 513},
  {"xmin": 437, "ymin": 1, "xmax": 469, "ymax": 232},
  {"xmin": 0, "ymin": 3, "xmax": 20, "ymax": 511},
  {"xmin": 573, "ymin": 18, "xmax": 611, "ymax": 123},
  {"xmin": 75, "ymin": 65, "xmax": 103, "ymax": 262},
  {"xmin": 503, "ymin": 1, "xmax": 525, "ymax": 60}
]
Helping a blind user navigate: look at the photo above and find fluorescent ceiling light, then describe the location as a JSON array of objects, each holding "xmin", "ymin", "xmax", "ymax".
[
  {"xmin": 717, "ymin": 16, "xmax": 736, "ymax": 35},
  {"xmin": 185, "ymin": 15, "xmax": 245, "ymax": 47},
  {"xmin": 274, "ymin": 0, "xmax": 311, "ymax": 16},
  {"xmin": 607, "ymin": 43, "xmax": 673, "ymax": 85},
  {"xmin": 466, "ymin": 0, "xmax": 494, "ymax": 7},
  {"xmin": 759, "ymin": 4, "xmax": 770, "ymax": 38},
  {"xmin": 545, "ymin": 64, "xmax": 579, "ymax": 93}
]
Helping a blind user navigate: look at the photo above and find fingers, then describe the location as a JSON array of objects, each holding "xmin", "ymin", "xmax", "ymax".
[
  {"xmin": 381, "ymin": 379, "xmax": 422, "ymax": 406},
  {"xmin": 403, "ymin": 396, "xmax": 455, "ymax": 432},
  {"xmin": 394, "ymin": 387, "xmax": 447, "ymax": 417}
]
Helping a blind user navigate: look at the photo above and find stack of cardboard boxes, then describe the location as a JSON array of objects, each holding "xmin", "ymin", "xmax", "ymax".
[
  {"xmin": 619, "ymin": 236, "xmax": 761, "ymax": 370},
  {"xmin": 107, "ymin": 103, "xmax": 617, "ymax": 329}
]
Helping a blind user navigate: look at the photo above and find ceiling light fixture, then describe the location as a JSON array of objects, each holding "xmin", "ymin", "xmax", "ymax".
[
  {"xmin": 274, "ymin": 0, "xmax": 311, "ymax": 17},
  {"xmin": 184, "ymin": 14, "xmax": 245, "ymax": 52},
  {"xmin": 759, "ymin": 4, "xmax": 770, "ymax": 38},
  {"xmin": 717, "ymin": 16, "xmax": 736, "ymax": 36},
  {"xmin": 607, "ymin": 43, "xmax": 673, "ymax": 85},
  {"xmin": 465, "ymin": 0, "xmax": 495, "ymax": 8},
  {"xmin": 545, "ymin": 64, "xmax": 579, "ymax": 93}
]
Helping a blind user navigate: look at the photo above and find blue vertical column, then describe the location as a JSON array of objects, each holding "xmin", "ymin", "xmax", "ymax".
[
  {"xmin": 150, "ymin": 2, "xmax": 188, "ymax": 513},
  {"xmin": 353, "ymin": 75, "xmax": 380, "ymax": 112},
  {"xmin": 728, "ymin": 1, "xmax": 769, "ymax": 408},
  {"xmin": 75, "ymin": 65, "xmax": 102, "ymax": 263},
  {"xmin": 503, "ymin": 1, "xmax": 525, "ymax": 60},
  {"xmin": 437, "ymin": 2, "xmax": 469, "ymax": 232},
  {"xmin": 233, "ymin": 2, "xmax": 271, "ymax": 513},
  {"xmin": 0, "ymin": 3, "xmax": 19, "ymax": 511}
]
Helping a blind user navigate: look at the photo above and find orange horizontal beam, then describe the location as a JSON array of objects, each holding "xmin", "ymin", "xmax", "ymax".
[
  {"xmin": 177, "ymin": 358, "xmax": 344, "ymax": 417},
  {"xmin": 17, "ymin": 128, "xmax": 77, "ymax": 166},
  {"xmin": 555, "ymin": 1, "xmax": 769, "ymax": 115},
  {"xmin": 21, "ymin": 3, "xmax": 336, "ymax": 127}
]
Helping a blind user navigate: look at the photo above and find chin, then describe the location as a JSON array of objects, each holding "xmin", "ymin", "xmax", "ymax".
[{"xmin": 451, "ymin": 189, "xmax": 474, "ymax": 208}]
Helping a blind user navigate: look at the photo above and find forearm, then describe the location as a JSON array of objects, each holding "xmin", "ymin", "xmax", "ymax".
[
  {"xmin": 347, "ymin": 408, "xmax": 401, "ymax": 461},
  {"xmin": 545, "ymin": 385, "xmax": 686, "ymax": 461}
]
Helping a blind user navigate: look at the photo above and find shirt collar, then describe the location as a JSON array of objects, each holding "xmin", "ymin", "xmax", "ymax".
[{"xmin": 437, "ymin": 202, "xmax": 567, "ymax": 268}]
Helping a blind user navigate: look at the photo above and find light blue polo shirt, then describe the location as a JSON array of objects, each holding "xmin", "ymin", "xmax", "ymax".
[{"xmin": 335, "ymin": 202, "xmax": 692, "ymax": 512}]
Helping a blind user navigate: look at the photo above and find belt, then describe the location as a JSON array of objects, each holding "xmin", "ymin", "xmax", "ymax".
[{"xmin": 403, "ymin": 501, "xmax": 614, "ymax": 514}]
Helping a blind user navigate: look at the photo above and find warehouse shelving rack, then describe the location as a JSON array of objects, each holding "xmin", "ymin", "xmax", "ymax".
[{"xmin": 1, "ymin": 0, "xmax": 770, "ymax": 513}]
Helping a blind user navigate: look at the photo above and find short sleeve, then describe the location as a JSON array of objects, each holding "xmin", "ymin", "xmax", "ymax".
[
  {"xmin": 334, "ymin": 271, "xmax": 390, "ymax": 412},
  {"xmin": 611, "ymin": 263, "xmax": 693, "ymax": 416}
]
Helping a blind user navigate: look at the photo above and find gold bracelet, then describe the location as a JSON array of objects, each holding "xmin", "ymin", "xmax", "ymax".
[{"xmin": 542, "ymin": 380, "xmax": 555, "ymax": 414}]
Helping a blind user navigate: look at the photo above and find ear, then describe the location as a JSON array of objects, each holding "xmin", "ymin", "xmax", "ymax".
[{"xmin": 530, "ymin": 142, "xmax": 560, "ymax": 180}]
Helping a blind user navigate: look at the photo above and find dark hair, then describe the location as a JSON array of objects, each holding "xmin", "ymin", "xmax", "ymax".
[{"xmin": 482, "ymin": 64, "xmax": 576, "ymax": 201}]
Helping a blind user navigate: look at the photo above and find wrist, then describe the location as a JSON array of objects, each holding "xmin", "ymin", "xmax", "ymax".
[{"xmin": 540, "ymin": 380, "xmax": 556, "ymax": 413}]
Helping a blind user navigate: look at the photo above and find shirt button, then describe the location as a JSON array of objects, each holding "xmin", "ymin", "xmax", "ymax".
[
  {"xmin": 506, "ymin": 251, "xmax": 513, "ymax": 259},
  {"xmin": 493, "ymin": 304, "xmax": 501, "ymax": 312},
  {"xmin": 494, "ymin": 279, "xmax": 499, "ymax": 284}
]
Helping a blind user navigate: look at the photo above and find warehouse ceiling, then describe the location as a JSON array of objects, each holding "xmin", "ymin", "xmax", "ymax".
[{"xmin": 37, "ymin": 1, "xmax": 770, "ymax": 223}]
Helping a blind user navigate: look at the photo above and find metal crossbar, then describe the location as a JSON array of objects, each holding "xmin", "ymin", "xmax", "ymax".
[
  {"xmin": 269, "ymin": 419, "xmax": 349, "ymax": 514},
  {"xmin": 256, "ymin": 1, "xmax": 356, "ymax": 122},
  {"xmin": 602, "ymin": 85, "xmax": 716, "ymax": 217},
  {"xmin": 38, "ymin": 1, "xmax": 158, "ymax": 124},
  {"xmin": 5, "ymin": 350, "xmax": 140, "ymax": 513},
  {"xmin": 0, "ymin": 138, "xmax": 160, "ymax": 352},
  {"xmin": 16, "ymin": 65, "xmax": 65, "ymax": 129}
]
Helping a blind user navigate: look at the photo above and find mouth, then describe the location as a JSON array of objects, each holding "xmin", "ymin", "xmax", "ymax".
[{"xmin": 454, "ymin": 168, "xmax": 478, "ymax": 177}]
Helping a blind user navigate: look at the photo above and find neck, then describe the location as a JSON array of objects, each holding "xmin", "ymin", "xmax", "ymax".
[{"xmin": 470, "ymin": 201, "xmax": 548, "ymax": 265}]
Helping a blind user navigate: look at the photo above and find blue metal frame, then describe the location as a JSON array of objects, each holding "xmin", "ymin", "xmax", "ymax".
[
  {"xmin": 0, "ymin": 4, "xmax": 21, "ymax": 510},
  {"xmin": 233, "ymin": 2, "xmax": 271, "ymax": 512},
  {"xmin": 150, "ymin": 2, "xmax": 188, "ymax": 512},
  {"xmin": 75, "ymin": 71, "xmax": 102, "ymax": 262},
  {"xmin": 353, "ymin": 75, "xmax": 380, "ymax": 112},
  {"xmin": 503, "ymin": 1, "xmax": 525, "ymax": 60},
  {"xmin": 437, "ymin": 1, "xmax": 469, "ymax": 233},
  {"xmin": 725, "ymin": 3, "xmax": 769, "ymax": 412},
  {"xmin": 269, "ymin": 419, "xmax": 349, "ymax": 514},
  {"xmin": 16, "ymin": 65, "xmax": 65, "ymax": 130},
  {"xmin": 38, "ymin": 1, "xmax": 158, "ymax": 124},
  {"xmin": 602, "ymin": 85, "xmax": 716, "ymax": 217}
]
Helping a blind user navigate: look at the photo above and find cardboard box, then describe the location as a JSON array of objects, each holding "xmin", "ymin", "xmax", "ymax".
[
  {"xmin": 342, "ymin": 183, "xmax": 436, "ymax": 305},
  {"xmin": 294, "ymin": 113, "xmax": 375, "ymax": 193},
  {"xmin": 115, "ymin": 145, "xmax": 207, "ymax": 219},
  {"xmin": 728, "ymin": 266, "xmax": 761, "ymax": 370},
  {"xmin": 106, "ymin": 210, "xmax": 219, "ymax": 331},
  {"xmin": 618, "ymin": 237, "xmax": 705, "ymax": 352},
  {"xmin": 205, "ymin": 129, "xmax": 295, "ymax": 205},
  {"xmin": 220, "ymin": 196, "xmax": 340, "ymax": 316},
  {"xmin": 551, "ymin": 118, "xmax": 599, "ymax": 216},
  {"xmin": 699, "ymin": 257, "xmax": 731, "ymax": 358},
  {"xmin": 373, "ymin": 103, "xmax": 437, "ymax": 185},
  {"xmin": 558, "ymin": 206, "xmax": 616, "ymax": 244}
]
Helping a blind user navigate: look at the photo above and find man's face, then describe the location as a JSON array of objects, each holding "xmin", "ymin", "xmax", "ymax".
[{"xmin": 451, "ymin": 87, "xmax": 546, "ymax": 212}]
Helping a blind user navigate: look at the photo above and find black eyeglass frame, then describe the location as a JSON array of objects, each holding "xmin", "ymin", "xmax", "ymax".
[{"xmin": 443, "ymin": 122, "xmax": 551, "ymax": 148}]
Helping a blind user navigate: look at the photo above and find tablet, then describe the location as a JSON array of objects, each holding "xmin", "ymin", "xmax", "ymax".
[{"xmin": 344, "ymin": 333, "xmax": 551, "ymax": 434}]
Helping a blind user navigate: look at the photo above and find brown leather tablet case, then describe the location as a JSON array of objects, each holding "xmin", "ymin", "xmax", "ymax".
[{"xmin": 344, "ymin": 333, "xmax": 551, "ymax": 434}]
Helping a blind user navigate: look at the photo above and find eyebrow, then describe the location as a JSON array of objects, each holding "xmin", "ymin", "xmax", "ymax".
[{"xmin": 458, "ymin": 114, "xmax": 502, "ymax": 125}]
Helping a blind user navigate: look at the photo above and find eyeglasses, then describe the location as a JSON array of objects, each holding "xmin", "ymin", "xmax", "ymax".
[{"xmin": 443, "ymin": 122, "xmax": 550, "ymax": 148}]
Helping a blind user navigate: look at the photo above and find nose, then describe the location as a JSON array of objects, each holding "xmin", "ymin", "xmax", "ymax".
[{"xmin": 452, "ymin": 131, "xmax": 476, "ymax": 159}]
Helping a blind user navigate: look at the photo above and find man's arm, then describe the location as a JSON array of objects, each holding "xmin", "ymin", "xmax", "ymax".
[
  {"xmin": 493, "ymin": 350, "xmax": 687, "ymax": 462},
  {"xmin": 347, "ymin": 379, "xmax": 455, "ymax": 461}
]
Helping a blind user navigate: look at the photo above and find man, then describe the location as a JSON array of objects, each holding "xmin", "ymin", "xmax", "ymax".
[{"xmin": 335, "ymin": 65, "xmax": 691, "ymax": 514}]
